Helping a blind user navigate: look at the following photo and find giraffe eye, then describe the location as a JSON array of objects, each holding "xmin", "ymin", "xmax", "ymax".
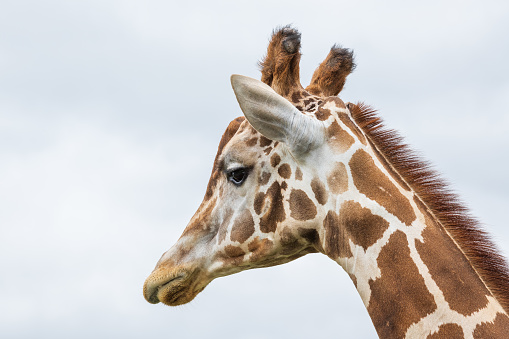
[{"xmin": 227, "ymin": 167, "xmax": 250, "ymax": 186}]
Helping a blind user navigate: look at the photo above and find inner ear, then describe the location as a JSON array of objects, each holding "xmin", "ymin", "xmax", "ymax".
[{"xmin": 230, "ymin": 74, "xmax": 300, "ymax": 144}]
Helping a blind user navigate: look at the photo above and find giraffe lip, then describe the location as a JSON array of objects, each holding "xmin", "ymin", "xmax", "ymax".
[
  {"xmin": 160, "ymin": 274, "xmax": 184, "ymax": 288},
  {"xmin": 144, "ymin": 274, "xmax": 185, "ymax": 304},
  {"xmin": 155, "ymin": 274, "xmax": 186, "ymax": 304},
  {"xmin": 144, "ymin": 266, "xmax": 209, "ymax": 306}
]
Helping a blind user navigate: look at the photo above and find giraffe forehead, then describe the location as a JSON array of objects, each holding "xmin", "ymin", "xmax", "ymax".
[
  {"xmin": 221, "ymin": 128, "xmax": 267, "ymax": 164},
  {"xmin": 220, "ymin": 124, "xmax": 297, "ymax": 180}
]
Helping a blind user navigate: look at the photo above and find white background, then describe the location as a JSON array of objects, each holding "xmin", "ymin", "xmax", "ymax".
[{"xmin": 1, "ymin": 1, "xmax": 508, "ymax": 338}]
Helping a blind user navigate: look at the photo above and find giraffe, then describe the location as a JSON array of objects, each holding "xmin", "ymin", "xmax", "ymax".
[{"xmin": 143, "ymin": 27, "xmax": 509, "ymax": 338}]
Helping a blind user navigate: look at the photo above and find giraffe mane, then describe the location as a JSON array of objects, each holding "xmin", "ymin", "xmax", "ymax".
[{"xmin": 349, "ymin": 102, "xmax": 509, "ymax": 314}]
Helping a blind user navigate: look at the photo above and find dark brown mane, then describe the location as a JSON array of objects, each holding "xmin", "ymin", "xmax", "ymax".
[{"xmin": 349, "ymin": 102, "xmax": 509, "ymax": 313}]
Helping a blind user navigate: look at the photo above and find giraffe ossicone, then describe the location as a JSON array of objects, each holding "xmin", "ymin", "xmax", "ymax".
[{"xmin": 143, "ymin": 26, "xmax": 509, "ymax": 338}]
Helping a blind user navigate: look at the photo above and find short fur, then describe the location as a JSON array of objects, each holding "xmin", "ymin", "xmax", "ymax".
[
  {"xmin": 306, "ymin": 45, "xmax": 356, "ymax": 97},
  {"xmin": 258, "ymin": 25, "xmax": 304, "ymax": 97},
  {"xmin": 348, "ymin": 102, "xmax": 509, "ymax": 314}
]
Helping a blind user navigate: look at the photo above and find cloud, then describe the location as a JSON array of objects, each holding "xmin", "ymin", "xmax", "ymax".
[{"xmin": 1, "ymin": 1, "xmax": 508, "ymax": 338}]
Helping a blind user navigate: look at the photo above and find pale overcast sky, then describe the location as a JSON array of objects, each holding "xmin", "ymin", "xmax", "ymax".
[{"xmin": 1, "ymin": 1, "xmax": 508, "ymax": 338}]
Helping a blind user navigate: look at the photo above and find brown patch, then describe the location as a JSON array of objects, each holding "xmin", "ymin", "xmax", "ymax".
[
  {"xmin": 303, "ymin": 98, "xmax": 313, "ymax": 106},
  {"xmin": 289, "ymin": 189, "xmax": 317, "ymax": 221},
  {"xmin": 295, "ymin": 167, "xmax": 303, "ymax": 180},
  {"xmin": 258, "ymin": 171, "xmax": 271, "ymax": 186},
  {"xmin": 315, "ymin": 106, "xmax": 331, "ymax": 121},
  {"xmin": 350, "ymin": 149, "xmax": 416, "ymax": 226},
  {"xmin": 368, "ymin": 231, "xmax": 437, "ymax": 339},
  {"xmin": 248, "ymin": 237, "xmax": 270, "ymax": 252},
  {"xmin": 473, "ymin": 313, "xmax": 509, "ymax": 338},
  {"xmin": 323, "ymin": 210, "xmax": 352, "ymax": 259},
  {"xmin": 246, "ymin": 137, "xmax": 258, "ymax": 147},
  {"xmin": 270, "ymin": 153, "xmax": 281, "ymax": 167},
  {"xmin": 416, "ymin": 222, "xmax": 490, "ymax": 316},
  {"xmin": 278, "ymin": 163, "xmax": 292, "ymax": 179},
  {"xmin": 311, "ymin": 177, "xmax": 328, "ymax": 205},
  {"xmin": 248, "ymin": 237, "xmax": 274, "ymax": 261},
  {"xmin": 254, "ymin": 192, "xmax": 265, "ymax": 215},
  {"xmin": 230, "ymin": 210, "xmax": 255, "ymax": 244},
  {"xmin": 427, "ymin": 324, "xmax": 464, "ymax": 338},
  {"xmin": 259, "ymin": 181, "xmax": 285, "ymax": 233},
  {"xmin": 339, "ymin": 200, "xmax": 390, "ymax": 250},
  {"xmin": 263, "ymin": 146, "xmax": 272, "ymax": 155},
  {"xmin": 339, "ymin": 111, "xmax": 367, "ymax": 145},
  {"xmin": 281, "ymin": 181, "xmax": 288, "ymax": 190},
  {"xmin": 327, "ymin": 162, "xmax": 348, "ymax": 194},
  {"xmin": 259, "ymin": 136, "xmax": 272, "ymax": 147},
  {"xmin": 327, "ymin": 120, "xmax": 355, "ymax": 153},
  {"xmin": 223, "ymin": 245, "xmax": 245, "ymax": 259},
  {"xmin": 204, "ymin": 117, "xmax": 245, "ymax": 200},
  {"xmin": 298, "ymin": 228, "xmax": 323, "ymax": 252},
  {"xmin": 291, "ymin": 90, "xmax": 303, "ymax": 103}
]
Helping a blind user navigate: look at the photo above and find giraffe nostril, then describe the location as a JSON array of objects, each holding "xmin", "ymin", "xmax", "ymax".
[{"xmin": 143, "ymin": 281, "xmax": 161, "ymax": 304}]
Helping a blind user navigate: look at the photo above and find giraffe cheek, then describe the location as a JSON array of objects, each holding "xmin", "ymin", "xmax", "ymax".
[{"xmin": 220, "ymin": 245, "xmax": 246, "ymax": 266}]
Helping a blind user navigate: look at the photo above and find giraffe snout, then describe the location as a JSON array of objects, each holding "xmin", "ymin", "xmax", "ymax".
[
  {"xmin": 143, "ymin": 264, "xmax": 210, "ymax": 306},
  {"xmin": 143, "ymin": 267, "xmax": 186, "ymax": 305}
]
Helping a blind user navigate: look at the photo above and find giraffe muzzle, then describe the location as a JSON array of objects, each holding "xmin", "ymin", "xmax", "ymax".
[
  {"xmin": 143, "ymin": 264, "xmax": 210, "ymax": 306},
  {"xmin": 143, "ymin": 273, "xmax": 183, "ymax": 304}
]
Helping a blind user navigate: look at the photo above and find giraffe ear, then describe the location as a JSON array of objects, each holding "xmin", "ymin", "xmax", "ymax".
[{"xmin": 230, "ymin": 74, "xmax": 325, "ymax": 156}]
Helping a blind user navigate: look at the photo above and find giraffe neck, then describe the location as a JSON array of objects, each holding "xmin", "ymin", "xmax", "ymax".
[{"xmin": 317, "ymin": 138, "xmax": 509, "ymax": 338}]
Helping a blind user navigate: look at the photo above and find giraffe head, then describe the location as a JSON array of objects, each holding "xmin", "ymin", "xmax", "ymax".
[{"xmin": 143, "ymin": 27, "xmax": 358, "ymax": 306}]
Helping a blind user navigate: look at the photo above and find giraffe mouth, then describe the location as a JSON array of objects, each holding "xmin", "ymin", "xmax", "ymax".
[
  {"xmin": 143, "ymin": 272, "xmax": 185, "ymax": 305},
  {"xmin": 156, "ymin": 275, "xmax": 187, "ymax": 305},
  {"xmin": 143, "ymin": 267, "xmax": 209, "ymax": 306}
]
